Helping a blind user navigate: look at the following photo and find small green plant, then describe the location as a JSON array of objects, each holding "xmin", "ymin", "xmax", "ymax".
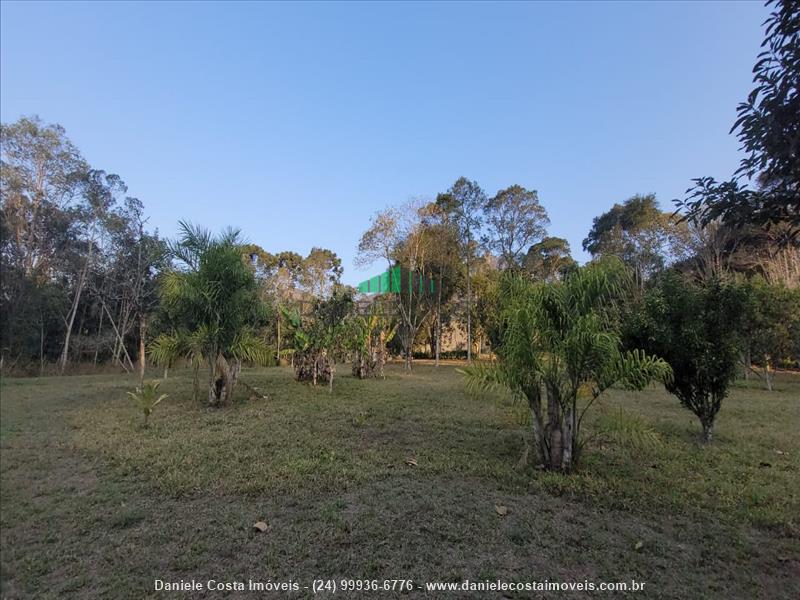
[
  {"xmin": 127, "ymin": 380, "xmax": 169, "ymax": 428},
  {"xmin": 595, "ymin": 407, "xmax": 663, "ymax": 452}
]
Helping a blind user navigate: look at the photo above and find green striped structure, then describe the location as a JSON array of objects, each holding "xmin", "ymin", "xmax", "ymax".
[{"xmin": 357, "ymin": 265, "xmax": 435, "ymax": 295}]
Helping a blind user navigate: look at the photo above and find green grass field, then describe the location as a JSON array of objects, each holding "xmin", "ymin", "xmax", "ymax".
[{"xmin": 1, "ymin": 364, "xmax": 798, "ymax": 598}]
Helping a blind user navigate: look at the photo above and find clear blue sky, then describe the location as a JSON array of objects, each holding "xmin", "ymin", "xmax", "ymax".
[{"xmin": 1, "ymin": 0, "xmax": 768, "ymax": 284}]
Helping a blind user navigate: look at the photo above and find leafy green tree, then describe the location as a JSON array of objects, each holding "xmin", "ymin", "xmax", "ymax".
[
  {"xmin": 739, "ymin": 277, "xmax": 800, "ymax": 390},
  {"xmin": 524, "ymin": 236, "xmax": 577, "ymax": 282},
  {"xmin": 463, "ymin": 259, "xmax": 672, "ymax": 472},
  {"xmin": 623, "ymin": 272, "xmax": 745, "ymax": 441},
  {"xmin": 300, "ymin": 247, "xmax": 343, "ymax": 298},
  {"xmin": 679, "ymin": 0, "xmax": 800, "ymax": 238},
  {"xmin": 154, "ymin": 222, "xmax": 271, "ymax": 406},
  {"xmin": 483, "ymin": 184, "xmax": 549, "ymax": 268},
  {"xmin": 283, "ymin": 287, "xmax": 354, "ymax": 391},
  {"xmin": 583, "ymin": 194, "xmax": 685, "ymax": 287}
]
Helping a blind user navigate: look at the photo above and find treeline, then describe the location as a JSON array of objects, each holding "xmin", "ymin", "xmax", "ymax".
[
  {"xmin": 353, "ymin": 183, "xmax": 799, "ymax": 375},
  {"xmin": 1, "ymin": 116, "xmax": 798, "ymax": 380},
  {"xmin": 0, "ymin": 117, "xmax": 345, "ymax": 375}
]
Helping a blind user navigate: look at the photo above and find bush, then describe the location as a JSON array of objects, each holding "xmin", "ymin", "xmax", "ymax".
[{"xmin": 623, "ymin": 272, "xmax": 745, "ymax": 441}]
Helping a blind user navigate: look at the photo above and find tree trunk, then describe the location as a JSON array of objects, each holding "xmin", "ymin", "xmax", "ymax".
[
  {"xmin": 100, "ymin": 300, "xmax": 135, "ymax": 372},
  {"xmin": 435, "ymin": 266, "xmax": 443, "ymax": 367},
  {"xmin": 276, "ymin": 313, "xmax": 282, "ymax": 365},
  {"xmin": 525, "ymin": 386, "xmax": 549, "ymax": 468},
  {"xmin": 545, "ymin": 386, "xmax": 562, "ymax": 470},
  {"xmin": 701, "ymin": 420, "xmax": 714, "ymax": 443},
  {"xmin": 60, "ymin": 264, "xmax": 88, "ymax": 374},
  {"xmin": 138, "ymin": 314, "xmax": 147, "ymax": 385},
  {"xmin": 93, "ymin": 305, "xmax": 104, "ymax": 369},
  {"xmin": 763, "ymin": 357, "xmax": 773, "ymax": 392},
  {"xmin": 744, "ymin": 347, "xmax": 751, "ymax": 381},
  {"xmin": 560, "ymin": 403, "xmax": 576, "ymax": 472},
  {"xmin": 466, "ymin": 257, "xmax": 472, "ymax": 363},
  {"xmin": 39, "ymin": 313, "xmax": 45, "ymax": 377}
]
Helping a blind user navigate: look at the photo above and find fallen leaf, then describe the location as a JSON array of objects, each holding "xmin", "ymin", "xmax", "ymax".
[
  {"xmin": 634, "ymin": 540, "xmax": 644, "ymax": 551},
  {"xmin": 253, "ymin": 521, "xmax": 268, "ymax": 532},
  {"xmin": 494, "ymin": 504, "xmax": 508, "ymax": 516}
]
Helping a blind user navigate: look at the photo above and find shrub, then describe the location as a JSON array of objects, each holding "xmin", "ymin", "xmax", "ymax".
[
  {"xmin": 624, "ymin": 272, "xmax": 745, "ymax": 441},
  {"xmin": 126, "ymin": 380, "xmax": 169, "ymax": 428}
]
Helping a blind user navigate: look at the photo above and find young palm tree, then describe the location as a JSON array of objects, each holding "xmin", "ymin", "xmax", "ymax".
[
  {"xmin": 462, "ymin": 258, "xmax": 671, "ymax": 472},
  {"xmin": 151, "ymin": 222, "xmax": 271, "ymax": 406}
]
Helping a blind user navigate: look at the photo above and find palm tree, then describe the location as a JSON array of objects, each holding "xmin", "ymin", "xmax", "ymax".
[
  {"xmin": 150, "ymin": 222, "xmax": 271, "ymax": 406},
  {"xmin": 462, "ymin": 258, "xmax": 671, "ymax": 472}
]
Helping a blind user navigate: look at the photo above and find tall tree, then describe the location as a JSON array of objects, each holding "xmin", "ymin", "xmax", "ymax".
[
  {"xmin": 1, "ymin": 117, "xmax": 86, "ymax": 367},
  {"xmin": 300, "ymin": 247, "xmax": 343, "ymax": 299},
  {"xmin": 356, "ymin": 200, "xmax": 436, "ymax": 370},
  {"xmin": 583, "ymin": 194, "xmax": 685, "ymax": 287},
  {"xmin": 483, "ymin": 184, "xmax": 549, "ymax": 268},
  {"xmin": 524, "ymin": 236, "xmax": 576, "ymax": 282},
  {"xmin": 59, "ymin": 170, "xmax": 128, "ymax": 373},
  {"xmin": 436, "ymin": 177, "xmax": 486, "ymax": 362},
  {"xmin": 421, "ymin": 200, "xmax": 462, "ymax": 365}
]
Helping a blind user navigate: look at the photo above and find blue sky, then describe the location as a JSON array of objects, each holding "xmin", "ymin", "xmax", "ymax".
[{"xmin": 1, "ymin": 0, "xmax": 767, "ymax": 284}]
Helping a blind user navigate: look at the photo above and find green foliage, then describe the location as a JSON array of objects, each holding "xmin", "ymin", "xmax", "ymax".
[
  {"xmin": 347, "ymin": 302, "xmax": 397, "ymax": 379},
  {"xmin": 738, "ymin": 277, "xmax": 800, "ymax": 392},
  {"xmin": 582, "ymin": 194, "xmax": 685, "ymax": 285},
  {"xmin": 623, "ymin": 272, "xmax": 746, "ymax": 440},
  {"xmin": 594, "ymin": 408, "xmax": 664, "ymax": 452},
  {"xmin": 282, "ymin": 288, "xmax": 355, "ymax": 388},
  {"xmin": 157, "ymin": 222, "xmax": 271, "ymax": 405},
  {"xmin": 483, "ymin": 184, "xmax": 550, "ymax": 267},
  {"xmin": 523, "ymin": 236, "xmax": 577, "ymax": 282},
  {"xmin": 126, "ymin": 380, "xmax": 169, "ymax": 427},
  {"xmin": 679, "ymin": 0, "xmax": 800, "ymax": 237},
  {"xmin": 462, "ymin": 258, "xmax": 672, "ymax": 471}
]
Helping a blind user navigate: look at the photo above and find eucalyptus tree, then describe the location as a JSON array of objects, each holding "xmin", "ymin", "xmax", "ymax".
[
  {"xmin": 1, "ymin": 116, "xmax": 86, "ymax": 367},
  {"xmin": 153, "ymin": 222, "xmax": 271, "ymax": 406},
  {"xmin": 300, "ymin": 247, "xmax": 343, "ymax": 298},
  {"xmin": 462, "ymin": 259, "xmax": 671, "ymax": 472},
  {"xmin": 421, "ymin": 200, "xmax": 462, "ymax": 365},
  {"xmin": 483, "ymin": 184, "xmax": 550, "ymax": 269},
  {"xmin": 436, "ymin": 178, "xmax": 487, "ymax": 362}
]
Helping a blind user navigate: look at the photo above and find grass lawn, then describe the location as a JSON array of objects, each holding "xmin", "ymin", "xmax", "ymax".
[{"xmin": 1, "ymin": 364, "xmax": 798, "ymax": 598}]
